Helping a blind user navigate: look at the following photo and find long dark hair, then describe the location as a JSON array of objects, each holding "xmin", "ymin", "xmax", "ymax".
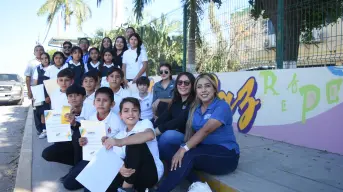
[
  {"xmin": 87, "ymin": 47, "xmax": 101, "ymax": 64},
  {"xmin": 128, "ymin": 33, "xmax": 142, "ymax": 62},
  {"xmin": 168, "ymin": 72, "xmax": 196, "ymax": 110},
  {"xmin": 113, "ymin": 36, "xmax": 128, "ymax": 54},
  {"xmin": 159, "ymin": 63, "xmax": 172, "ymax": 80},
  {"xmin": 40, "ymin": 52, "xmax": 51, "ymax": 66},
  {"xmin": 100, "ymin": 37, "xmax": 113, "ymax": 54}
]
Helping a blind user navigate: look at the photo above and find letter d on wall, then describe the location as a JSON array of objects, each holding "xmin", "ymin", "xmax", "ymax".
[{"xmin": 299, "ymin": 85, "xmax": 320, "ymax": 123}]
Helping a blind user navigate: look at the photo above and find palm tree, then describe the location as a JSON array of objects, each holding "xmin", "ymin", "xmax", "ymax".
[
  {"xmin": 138, "ymin": 0, "xmax": 221, "ymax": 72},
  {"xmin": 37, "ymin": 0, "xmax": 92, "ymax": 44},
  {"xmin": 96, "ymin": 0, "xmax": 124, "ymax": 29}
]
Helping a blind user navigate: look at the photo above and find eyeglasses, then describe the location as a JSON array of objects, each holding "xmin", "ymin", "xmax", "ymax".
[
  {"xmin": 159, "ymin": 70, "xmax": 169, "ymax": 75},
  {"xmin": 177, "ymin": 80, "xmax": 190, "ymax": 86},
  {"xmin": 63, "ymin": 46, "xmax": 71, "ymax": 49}
]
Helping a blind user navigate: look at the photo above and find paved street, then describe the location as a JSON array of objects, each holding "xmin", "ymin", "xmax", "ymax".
[{"xmin": 0, "ymin": 100, "xmax": 30, "ymax": 191}]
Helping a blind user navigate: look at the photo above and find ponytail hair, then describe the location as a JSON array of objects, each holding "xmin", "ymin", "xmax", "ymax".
[
  {"xmin": 128, "ymin": 33, "xmax": 143, "ymax": 62},
  {"xmin": 184, "ymin": 73, "xmax": 219, "ymax": 142}
]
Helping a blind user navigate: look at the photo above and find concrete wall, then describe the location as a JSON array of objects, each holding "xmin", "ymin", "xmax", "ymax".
[{"xmin": 149, "ymin": 66, "xmax": 343, "ymax": 155}]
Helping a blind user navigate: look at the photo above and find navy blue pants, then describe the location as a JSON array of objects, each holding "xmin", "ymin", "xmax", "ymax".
[{"xmin": 156, "ymin": 144, "xmax": 239, "ymax": 192}]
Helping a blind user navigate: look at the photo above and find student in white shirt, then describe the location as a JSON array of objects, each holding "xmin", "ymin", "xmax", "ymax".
[
  {"xmin": 63, "ymin": 87, "xmax": 125, "ymax": 191},
  {"xmin": 80, "ymin": 71, "xmax": 98, "ymax": 120},
  {"xmin": 107, "ymin": 68, "xmax": 131, "ymax": 114},
  {"xmin": 25, "ymin": 45, "xmax": 44, "ymax": 99},
  {"xmin": 42, "ymin": 83, "xmax": 85, "ymax": 167},
  {"xmin": 44, "ymin": 51, "xmax": 68, "ymax": 80},
  {"xmin": 32, "ymin": 52, "xmax": 51, "ymax": 139},
  {"xmin": 99, "ymin": 48, "xmax": 120, "ymax": 87},
  {"xmin": 101, "ymin": 97, "xmax": 163, "ymax": 192},
  {"xmin": 122, "ymin": 33, "xmax": 148, "ymax": 86},
  {"xmin": 125, "ymin": 27, "xmax": 146, "ymax": 51},
  {"xmin": 67, "ymin": 46, "xmax": 85, "ymax": 86},
  {"xmin": 49, "ymin": 69, "xmax": 73, "ymax": 111},
  {"xmin": 85, "ymin": 47, "xmax": 101, "ymax": 72},
  {"xmin": 134, "ymin": 76, "xmax": 153, "ymax": 120}
]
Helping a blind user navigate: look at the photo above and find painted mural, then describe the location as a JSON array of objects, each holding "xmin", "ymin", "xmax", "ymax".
[{"xmin": 149, "ymin": 66, "xmax": 343, "ymax": 155}]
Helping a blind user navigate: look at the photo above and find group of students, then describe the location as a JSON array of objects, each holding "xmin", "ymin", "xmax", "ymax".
[{"xmin": 24, "ymin": 27, "xmax": 240, "ymax": 192}]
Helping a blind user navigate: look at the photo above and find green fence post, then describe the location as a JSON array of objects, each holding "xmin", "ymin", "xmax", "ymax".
[
  {"xmin": 276, "ymin": 0, "xmax": 284, "ymax": 69},
  {"xmin": 182, "ymin": 4, "xmax": 187, "ymax": 72}
]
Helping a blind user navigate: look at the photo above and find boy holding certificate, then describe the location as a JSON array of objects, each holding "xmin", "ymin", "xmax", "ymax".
[
  {"xmin": 80, "ymin": 71, "xmax": 98, "ymax": 120},
  {"xmin": 63, "ymin": 87, "xmax": 125, "ymax": 190},
  {"xmin": 49, "ymin": 69, "xmax": 74, "ymax": 111},
  {"xmin": 41, "ymin": 82, "xmax": 85, "ymax": 166}
]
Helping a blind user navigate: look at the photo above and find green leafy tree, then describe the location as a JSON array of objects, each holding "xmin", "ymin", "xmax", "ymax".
[
  {"xmin": 249, "ymin": 0, "xmax": 343, "ymax": 67},
  {"xmin": 96, "ymin": 0, "xmax": 222, "ymax": 72},
  {"xmin": 37, "ymin": 0, "xmax": 92, "ymax": 43}
]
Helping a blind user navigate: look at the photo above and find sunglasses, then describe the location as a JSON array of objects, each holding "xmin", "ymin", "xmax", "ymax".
[
  {"xmin": 159, "ymin": 70, "xmax": 169, "ymax": 75},
  {"xmin": 177, "ymin": 80, "xmax": 190, "ymax": 86},
  {"xmin": 63, "ymin": 46, "xmax": 71, "ymax": 49}
]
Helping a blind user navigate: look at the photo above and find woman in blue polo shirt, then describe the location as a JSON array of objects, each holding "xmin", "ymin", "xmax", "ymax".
[{"xmin": 155, "ymin": 73, "xmax": 240, "ymax": 192}]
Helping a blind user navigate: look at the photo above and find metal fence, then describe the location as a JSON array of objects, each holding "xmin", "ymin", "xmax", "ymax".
[{"xmin": 139, "ymin": 0, "xmax": 343, "ymax": 73}]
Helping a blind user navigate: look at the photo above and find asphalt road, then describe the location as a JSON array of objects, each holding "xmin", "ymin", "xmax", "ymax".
[{"xmin": 0, "ymin": 99, "xmax": 30, "ymax": 191}]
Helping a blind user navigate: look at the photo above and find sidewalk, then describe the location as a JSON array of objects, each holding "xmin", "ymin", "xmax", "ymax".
[{"xmin": 15, "ymin": 107, "xmax": 343, "ymax": 192}]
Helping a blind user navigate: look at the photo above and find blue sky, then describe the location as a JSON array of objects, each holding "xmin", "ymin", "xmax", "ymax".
[{"xmin": 0, "ymin": 0, "xmax": 182, "ymax": 78}]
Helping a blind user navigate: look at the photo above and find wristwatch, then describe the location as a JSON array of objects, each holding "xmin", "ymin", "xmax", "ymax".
[{"xmin": 180, "ymin": 143, "xmax": 190, "ymax": 151}]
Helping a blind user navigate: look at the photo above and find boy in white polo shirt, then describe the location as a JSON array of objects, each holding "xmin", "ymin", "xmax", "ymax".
[
  {"xmin": 107, "ymin": 68, "xmax": 131, "ymax": 114},
  {"xmin": 134, "ymin": 76, "xmax": 153, "ymax": 120},
  {"xmin": 62, "ymin": 87, "xmax": 125, "ymax": 191},
  {"xmin": 80, "ymin": 70, "xmax": 98, "ymax": 120},
  {"xmin": 49, "ymin": 68, "xmax": 73, "ymax": 111}
]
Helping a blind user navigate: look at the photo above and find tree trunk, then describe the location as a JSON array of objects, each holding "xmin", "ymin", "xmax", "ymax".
[
  {"xmin": 187, "ymin": 0, "xmax": 196, "ymax": 73},
  {"xmin": 266, "ymin": 0, "xmax": 301, "ymax": 69}
]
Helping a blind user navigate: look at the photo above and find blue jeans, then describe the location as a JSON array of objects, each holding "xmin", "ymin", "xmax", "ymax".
[
  {"xmin": 158, "ymin": 130, "xmax": 184, "ymax": 161},
  {"xmin": 156, "ymin": 144, "xmax": 239, "ymax": 192}
]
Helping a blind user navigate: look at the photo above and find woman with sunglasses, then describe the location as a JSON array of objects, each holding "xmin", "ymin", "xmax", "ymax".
[
  {"xmin": 152, "ymin": 63, "xmax": 175, "ymax": 117},
  {"xmin": 154, "ymin": 72, "xmax": 196, "ymax": 162}
]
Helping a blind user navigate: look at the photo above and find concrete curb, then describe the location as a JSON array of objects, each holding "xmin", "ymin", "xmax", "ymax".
[{"xmin": 14, "ymin": 106, "xmax": 33, "ymax": 192}]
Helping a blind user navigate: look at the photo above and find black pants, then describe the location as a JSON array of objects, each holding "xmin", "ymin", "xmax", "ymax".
[
  {"xmin": 33, "ymin": 109, "xmax": 43, "ymax": 133},
  {"xmin": 82, "ymin": 143, "xmax": 158, "ymax": 192},
  {"xmin": 41, "ymin": 131, "xmax": 82, "ymax": 166}
]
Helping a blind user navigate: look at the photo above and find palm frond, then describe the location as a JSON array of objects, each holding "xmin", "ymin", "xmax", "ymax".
[
  {"xmin": 133, "ymin": 0, "xmax": 153, "ymax": 23},
  {"xmin": 73, "ymin": 0, "xmax": 92, "ymax": 31}
]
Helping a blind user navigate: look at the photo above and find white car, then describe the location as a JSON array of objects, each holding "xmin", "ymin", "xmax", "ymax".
[{"xmin": 0, "ymin": 74, "xmax": 24, "ymax": 105}]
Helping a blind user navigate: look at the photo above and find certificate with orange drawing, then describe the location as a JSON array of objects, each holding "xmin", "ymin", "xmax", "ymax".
[
  {"xmin": 80, "ymin": 120, "xmax": 106, "ymax": 161},
  {"xmin": 44, "ymin": 110, "xmax": 72, "ymax": 143}
]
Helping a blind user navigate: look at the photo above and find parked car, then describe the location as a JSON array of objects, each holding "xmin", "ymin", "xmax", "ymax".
[{"xmin": 0, "ymin": 74, "xmax": 24, "ymax": 105}]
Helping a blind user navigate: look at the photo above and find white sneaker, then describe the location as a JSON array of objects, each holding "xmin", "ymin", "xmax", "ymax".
[
  {"xmin": 39, "ymin": 130, "xmax": 47, "ymax": 139},
  {"xmin": 188, "ymin": 182, "xmax": 212, "ymax": 192}
]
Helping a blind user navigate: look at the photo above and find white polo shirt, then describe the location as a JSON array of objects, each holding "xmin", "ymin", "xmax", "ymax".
[
  {"xmin": 113, "ymin": 119, "xmax": 164, "ymax": 180},
  {"xmin": 24, "ymin": 58, "xmax": 41, "ymax": 85},
  {"xmin": 122, "ymin": 48, "xmax": 148, "ymax": 79},
  {"xmin": 80, "ymin": 92, "xmax": 96, "ymax": 120},
  {"xmin": 133, "ymin": 92, "xmax": 153, "ymax": 120},
  {"xmin": 50, "ymin": 89, "xmax": 70, "ymax": 111},
  {"xmin": 111, "ymin": 87, "xmax": 131, "ymax": 114},
  {"xmin": 88, "ymin": 111, "xmax": 125, "ymax": 138},
  {"xmin": 44, "ymin": 63, "xmax": 69, "ymax": 80}
]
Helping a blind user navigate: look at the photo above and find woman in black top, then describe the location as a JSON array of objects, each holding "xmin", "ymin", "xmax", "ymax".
[
  {"xmin": 154, "ymin": 72, "xmax": 196, "ymax": 161},
  {"xmin": 113, "ymin": 36, "xmax": 128, "ymax": 69},
  {"xmin": 99, "ymin": 37, "xmax": 113, "ymax": 56}
]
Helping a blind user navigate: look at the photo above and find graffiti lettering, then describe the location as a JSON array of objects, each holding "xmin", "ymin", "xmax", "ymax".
[
  {"xmin": 259, "ymin": 71, "xmax": 279, "ymax": 95},
  {"xmin": 218, "ymin": 77, "xmax": 261, "ymax": 133},
  {"xmin": 299, "ymin": 84, "xmax": 320, "ymax": 123},
  {"xmin": 287, "ymin": 73, "xmax": 299, "ymax": 94},
  {"xmin": 326, "ymin": 79, "xmax": 343, "ymax": 104}
]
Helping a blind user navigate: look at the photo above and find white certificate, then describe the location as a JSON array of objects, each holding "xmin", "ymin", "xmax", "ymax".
[
  {"xmin": 31, "ymin": 84, "xmax": 45, "ymax": 104},
  {"xmin": 80, "ymin": 120, "xmax": 106, "ymax": 161},
  {"xmin": 76, "ymin": 147, "xmax": 124, "ymax": 192},
  {"xmin": 43, "ymin": 79, "xmax": 59, "ymax": 96},
  {"xmin": 44, "ymin": 110, "xmax": 72, "ymax": 143}
]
